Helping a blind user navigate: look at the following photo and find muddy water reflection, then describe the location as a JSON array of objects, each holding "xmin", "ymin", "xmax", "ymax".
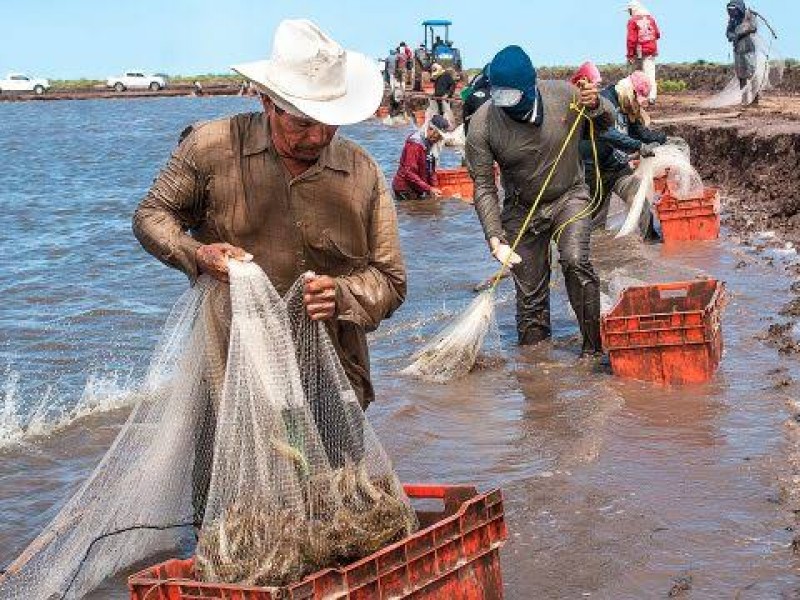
[{"xmin": 0, "ymin": 96, "xmax": 798, "ymax": 598}]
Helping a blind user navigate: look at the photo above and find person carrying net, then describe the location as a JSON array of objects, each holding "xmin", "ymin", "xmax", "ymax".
[
  {"xmin": 726, "ymin": 0, "xmax": 759, "ymax": 103},
  {"xmin": 574, "ymin": 68, "xmax": 666, "ymax": 239},
  {"xmin": 0, "ymin": 19, "xmax": 413, "ymax": 600},
  {"xmin": 133, "ymin": 19, "xmax": 406, "ymax": 524},
  {"xmin": 465, "ymin": 45, "xmax": 614, "ymax": 355}
]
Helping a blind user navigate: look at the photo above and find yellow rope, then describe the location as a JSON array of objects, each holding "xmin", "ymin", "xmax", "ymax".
[
  {"xmin": 551, "ymin": 107, "xmax": 605, "ymax": 245},
  {"xmin": 489, "ymin": 103, "xmax": 589, "ymax": 291}
]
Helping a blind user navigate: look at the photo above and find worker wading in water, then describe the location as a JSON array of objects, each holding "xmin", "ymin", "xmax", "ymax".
[
  {"xmin": 133, "ymin": 19, "xmax": 406, "ymax": 525},
  {"xmin": 466, "ymin": 46, "xmax": 614, "ymax": 354}
]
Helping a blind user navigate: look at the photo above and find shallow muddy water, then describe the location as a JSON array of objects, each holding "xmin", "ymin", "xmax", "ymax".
[{"xmin": 1, "ymin": 96, "xmax": 799, "ymax": 598}]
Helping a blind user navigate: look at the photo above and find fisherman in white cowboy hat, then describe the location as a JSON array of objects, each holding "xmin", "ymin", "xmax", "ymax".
[
  {"xmin": 134, "ymin": 21, "xmax": 406, "ymax": 522},
  {"xmin": 232, "ymin": 18, "xmax": 384, "ymax": 125}
]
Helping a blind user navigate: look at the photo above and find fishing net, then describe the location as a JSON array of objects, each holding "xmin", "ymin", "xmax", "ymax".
[
  {"xmin": 402, "ymin": 289, "xmax": 498, "ymax": 383},
  {"xmin": 700, "ymin": 33, "xmax": 784, "ymax": 109},
  {"xmin": 0, "ymin": 262, "xmax": 415, "ymax": 598},
  {"xmin": 196, "ymin": 264, "xmax": 416, "ymax": 586},
  {"xmin": 615, "ymin": 142, "xmax": 705, "ymax": 238}
]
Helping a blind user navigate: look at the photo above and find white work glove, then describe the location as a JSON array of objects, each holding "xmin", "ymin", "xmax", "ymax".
[{"xmin": 490, "ymin": 237, "xmax": 522, "ymax": 267}]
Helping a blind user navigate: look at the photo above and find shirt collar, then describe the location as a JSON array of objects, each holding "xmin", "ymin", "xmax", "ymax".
[{"xmin": 243, "ymin": 111, "xmax": 351, "ymax": 174}]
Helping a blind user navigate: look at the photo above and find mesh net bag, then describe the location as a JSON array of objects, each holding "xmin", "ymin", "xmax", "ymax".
[
  {"xmin": 700, "ymin": 33, "xmax": 784, "ymax": 109},
  {"xmin": 616, "ymin": 143, "xmax": 705, "ymax": 238},
  {"xmin": 0, "ymin": 279, "xmax": 214, "ymax": 599},
  {"xmin": 195, "ymin": 263, "xmax": 416, "ymax": 586},
  {"xmin": 401, "ymin": 290, "xmax": 498, "ymax": 383},
  {"xmin": 0, "ymin": 261, "xmax": 416, "ymax": 598}
]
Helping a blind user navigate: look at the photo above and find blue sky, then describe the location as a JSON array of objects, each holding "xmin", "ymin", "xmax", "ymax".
[{"xmin": 0, "ymin": 0, "xmax": 794, "ymax": 79}]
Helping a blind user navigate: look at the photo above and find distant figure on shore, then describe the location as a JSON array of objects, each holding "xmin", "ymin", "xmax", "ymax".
[
  {"xmin": 388, "ymin": 77, "xmax": 405, "ymax": 118},
  {"xmin": 385, "ymin": 49, "xmax": 398, "ymax": 87},
  {"xmin": 398, "ymin": 42, "xmax": 413, "ymax": 87},
  {"xmin": 192, "ymin": 81, "xmax": 203, "ymax": 96},
  {"xmin": 431, "ymin": 63, "xmax": 456, "ymax": 116},
  {"xmin": 626, "ymin": 0, "xmax": 660, "ymax": 104},
  {"xmin": 726, "ymin": 0, "xmax": 759, "ymax": 102},
  {"xmin": 392, "ymin": 114, "xmax": 449, "ymax": 200},
  {"xmin": 413, "ymin": 43, "xmax": 427, "ymax": 92}
]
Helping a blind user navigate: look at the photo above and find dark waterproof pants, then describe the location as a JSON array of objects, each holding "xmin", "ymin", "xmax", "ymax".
[{"xmin": 502, "ymin": 186, "xmax": 602, "ymax": 353}]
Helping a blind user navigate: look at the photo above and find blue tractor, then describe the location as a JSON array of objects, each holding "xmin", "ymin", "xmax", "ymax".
[{"xmin": 417, "ymin": 19, "xmax": 463, "ymax": 75}]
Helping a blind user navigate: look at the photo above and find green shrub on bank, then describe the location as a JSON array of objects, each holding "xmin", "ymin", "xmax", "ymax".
[
  {"xmin": 49, "ymin": 79, "xmax": 104, "ymax": 90},
  {"xmin": 658, "ymin": 79, "xmax": 688, "ymax": 93},
  {"xmin": 168, "ymin": 73, "xmax": 241, "ymax": 85}
]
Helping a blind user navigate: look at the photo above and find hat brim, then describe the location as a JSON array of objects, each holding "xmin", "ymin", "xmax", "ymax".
[{"xmin": 232, "ymin": 50, "xmax": 384, "ymax": 126}]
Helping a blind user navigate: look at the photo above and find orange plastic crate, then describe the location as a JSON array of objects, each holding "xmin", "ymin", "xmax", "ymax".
[
  {"xmin": 653, "ymin": 174, "xmax": 667, "ymax": 195},
  {"xmin": 601, "ymin": 280, "xmax": 726, "ymax": 384},
  {"xmin": 375, "ymin": 106, "xmax": 389, "ymax": 118},
  {"xmin": 656, "ymin": 187, "xmax": 721, "ymax": 243},
  {"xmin": 129, "ymin": 485, "xmax": 507, "ymax": 600},
  {"xmin": 437, "ymin": 167, "xmax": 474, "ymax": 200}
]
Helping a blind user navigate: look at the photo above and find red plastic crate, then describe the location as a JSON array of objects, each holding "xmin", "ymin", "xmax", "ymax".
[
  {"xmin": 437, "ymin": 167, "xmax": 474, "ymax": 201},
  {"xmin": 601, "ymin": 280, "xmax": 726, "ymax": 384},
  {"xmin": 653, "ymin": 174, "xmax": 667, "ymax": 196},
  {"xmin": 656, "ymin": 187, "xmax": 721, "ymax": 243},
  {"xmin": 129, "ymin": 484, "xmax": 507, "ymax": 600}
]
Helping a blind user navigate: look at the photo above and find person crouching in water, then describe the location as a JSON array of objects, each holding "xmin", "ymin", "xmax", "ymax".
[
  {"xmin": 392, "ymin": 114, "xmax": 449, "ymax": 200},
  {"xmin": 466, "ymin": 45, "xmax": 614, "ymax": 354},
  {"xmin": 575, "ymin": 67, "xmax": 666, "ymax": 239}
]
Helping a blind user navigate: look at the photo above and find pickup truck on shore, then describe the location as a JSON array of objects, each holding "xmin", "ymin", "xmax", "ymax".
[
  {"xmin": 106, "ymin": 72, "xmax": 167, "ymax": 92},
  {"xmin": 0, "ymin": 73, "xmax": 50, "ymax": 94}
]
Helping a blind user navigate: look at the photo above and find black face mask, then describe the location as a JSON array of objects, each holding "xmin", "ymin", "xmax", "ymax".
[
  {"xmin": 503, "ymin": 102, "xmax": 534, "ymax": 122},
  {"xmin": 502, "ymin": 90, "xmax": 541, "ymax": 124}
]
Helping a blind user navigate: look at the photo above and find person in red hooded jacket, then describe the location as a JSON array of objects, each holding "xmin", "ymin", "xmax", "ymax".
[
  {"xmin": 626, "ymin": 0, "xmax": 660, "ymax": 103},
  {"xmin": 392, "ymin": 114, "xmax": 450, "ymax": 200}
]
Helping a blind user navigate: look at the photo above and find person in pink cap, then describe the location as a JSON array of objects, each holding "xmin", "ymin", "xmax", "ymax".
[
  {"xmin": 570, "ymin": 61, "xmax": 603, "ymax": 87},
  {"xmin": 579, "ymin": 70, "xmax": 667, "ymax": 238}
]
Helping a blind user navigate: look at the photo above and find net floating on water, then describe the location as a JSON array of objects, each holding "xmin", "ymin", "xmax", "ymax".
[
  {"xmin": 0, "ymin": 261, "xmax": 416, "ymax": 598},
  {"xmin": 402, "ymin": 290, "xmax": 497, "ymax": 383}
]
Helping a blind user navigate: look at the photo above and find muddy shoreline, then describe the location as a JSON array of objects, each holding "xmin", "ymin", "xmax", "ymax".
[
  {"xmin": 653, "ymin": 96, "xmax": 800, "ymax": 247},
  {"xmin": 0, "ymin": 83, "xmax": 244, "ymax": 102},
  {"xmin": 5, "ymin": 62, "xmax": 798, "ymax": 103}
]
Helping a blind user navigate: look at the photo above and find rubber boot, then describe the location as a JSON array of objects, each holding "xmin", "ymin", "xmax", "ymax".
[
  {"xmin": 518, "ymin": 323, "xmax": 551, "ymax": 346},
  {"xmin": 564, "ymin": 271, "xmax": 602, "ymax": 356}
]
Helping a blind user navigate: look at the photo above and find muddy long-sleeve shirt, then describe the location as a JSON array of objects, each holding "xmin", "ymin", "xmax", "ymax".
[
  {"xmin": 132, "ymin": 111, "xmax": 406, "ymax": 406},
  {"xmin": 465, "ymin": 80, "xmax": 614, "ymax": 243}
]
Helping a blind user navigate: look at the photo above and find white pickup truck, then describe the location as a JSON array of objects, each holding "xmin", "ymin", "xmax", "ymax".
[
  {"xmin": 0, "ymin": 73, "xmax": 50, "ymax": 95},
  {"xmin": 106, "ymin": 72, "xmax": 166, "ymax": 92}
]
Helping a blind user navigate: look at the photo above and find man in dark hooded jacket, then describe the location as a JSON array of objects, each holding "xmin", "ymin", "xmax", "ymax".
[
  {"xmin": 466, "ymin": 45, "xmax": 614, "ymax": 354},
  {"xmin": 462, "ymin": 64, "xmax": 491, "ymax": 135},
  {"xmin": 726, "ymin": 0, "xmax": 758, "ymax": 95}
]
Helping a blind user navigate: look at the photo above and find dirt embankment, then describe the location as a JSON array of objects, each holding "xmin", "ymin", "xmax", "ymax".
[
  {"xmin": 540, "ymin": 62, "xmax": 800, "ymax": 94},
  {"xmin": 662, "ymin": 114, "xmax": 800, "ymax": 244},
  {"xmin": 0, "ymin": 83, "xmax": 245, "ymax": 103}
]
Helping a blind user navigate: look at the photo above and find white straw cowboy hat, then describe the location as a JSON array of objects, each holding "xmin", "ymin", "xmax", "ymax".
[{"xmin": 232, "ymin": 19, "xmax": 384, "ymax": 126}]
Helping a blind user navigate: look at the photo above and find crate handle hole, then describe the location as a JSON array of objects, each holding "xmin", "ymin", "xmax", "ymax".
[{"xmin": 659, "ymin": 289, "xmax": 688, "ymax": 299}]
